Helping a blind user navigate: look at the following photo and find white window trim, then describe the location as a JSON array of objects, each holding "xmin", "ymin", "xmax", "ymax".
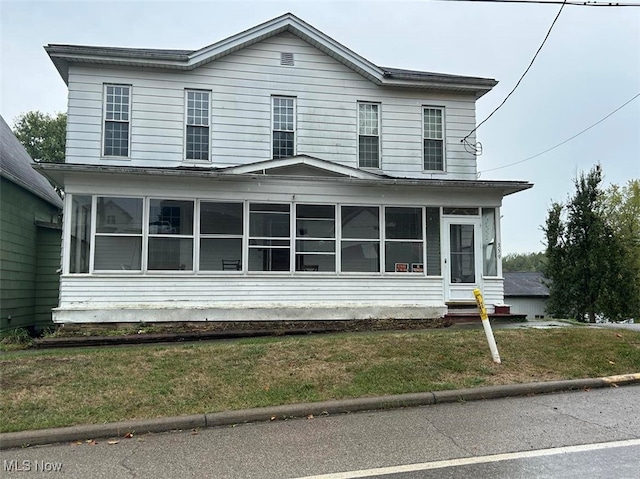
[
  {"xmin": 197, "ymin": 199, "xmax": 245, "ymax": 273},
  {"xmin": 294, "ymin": 203, "xmax": 337, "ymax": 274},
  {"xmin": 383, "ymin": 206, "xmax": 425, "ymax": 274},
  {"xmin": 102, "ymin": 84, "xmax": 132, "ymax": 159},
  {"xmin": 247, "ymin": 201, "xmax": 292, "ymax": 273},
  {"xmin": 271, "ymin": 96, "xmax": 297, "ymax": 159},
  {"xmin": 339, "ymin": 204, "xmax": 382, "ymax": 274},
  {"xmin": 357, "ymin": 101, "xmax": 382, "ymax": 170},
  {"xmin": 422, "ymin": 106, "xmax": 446, "ymax": 172},
  {"xmin": 147, "ymin": 197, "xmax": 196, "ymax": 273},
  {"xmin": 90, "ymin": 195, "xmax": 145, "ymax": 274},
  {"xmin": 184, "ymin": 89, "xmax": 212, "ymax": 163}
]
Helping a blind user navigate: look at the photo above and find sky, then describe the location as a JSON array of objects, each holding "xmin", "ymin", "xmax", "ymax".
[{"xmin": 1, "ymin": 0, "xmax": 639, "ymax": 254}]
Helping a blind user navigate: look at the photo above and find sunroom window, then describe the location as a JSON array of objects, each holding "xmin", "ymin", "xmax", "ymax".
[
  {"xmin": 69, "ymin": 195, "xmax": 92, "ymax": 273},
  {"xmin": 249, "ymin": 203, "xmax": 290, "ymax": 271},
  {"xmin": 94, "ymin": 197, "xmax": 143, "ymax": 271},
  {"xmin": 384, "ymin": 207, "xmax": 423, "ymax": 272},
  {"xmin": 341, "ymin": 206, "xmax": 380, "ymax": 272},
  {"xmin": 200, "ymin": 202, "xmax": 243, "ymax": 271},
  {"xmin": 426, "ymin": 207, "xmax": 441, "ymax": 276},
  {"xmin": 148, "ymin": 199, "xmax": 194, "ymax": 271},
  {"xmin": 295, "ymin": 204, "xmax": 336, "ymax": 272}
]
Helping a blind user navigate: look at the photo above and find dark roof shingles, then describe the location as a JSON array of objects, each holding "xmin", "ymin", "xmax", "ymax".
[
  {"xmin": 503, "ymin": 272, "xmax": 549, "ymax": 297},
  {"xmin": 0, "ymin": 116, "xmax": 63, "ymax": 208}
]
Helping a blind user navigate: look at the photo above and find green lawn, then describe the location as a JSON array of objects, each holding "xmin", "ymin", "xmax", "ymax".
[{"xmin": 1, "ymin": 328, "xmax": 639, "ymax": 433}]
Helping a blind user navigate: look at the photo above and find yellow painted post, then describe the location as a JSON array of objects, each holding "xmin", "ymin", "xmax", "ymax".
[{"xmin": 473, "ymin": 288, "xmax": 501, "ymax": 364}]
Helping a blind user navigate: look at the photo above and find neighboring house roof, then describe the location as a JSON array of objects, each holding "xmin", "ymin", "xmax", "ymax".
[
  {"xmin": 503, "ymin": 272, "xmax": 549, "ymax": 298},
  {"xmin": 45, "ymin": 12, "xmax": 497, "ymax": 98},
  {"xmin": 0, "ymin": 116, "xmax": 63, "ymax": 209}
]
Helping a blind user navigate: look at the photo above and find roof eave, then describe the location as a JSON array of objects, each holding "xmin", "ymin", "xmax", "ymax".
[
  {"xmin": 45, "ymin": 13, "xmax": 496, "ymax": 93},
  {"xmin": 34, "ymin": 163, "xmax": 533, "ymax": 198}
]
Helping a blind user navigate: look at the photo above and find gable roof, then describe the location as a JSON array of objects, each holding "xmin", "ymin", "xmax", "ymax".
[
  {"xmin": 45, "ymin": 13, "xmax": 497, "ymax": 98},
  {"xmin": 503, "ymin": 272, "xmax": 549, "ymax": 297},
  {"xmin": 0, "ymin": 116, "xmax": 63, "ymax": 208},
  {"xmin": 220, "ymin": 155, "xmax": 386, "ymax": 179}
]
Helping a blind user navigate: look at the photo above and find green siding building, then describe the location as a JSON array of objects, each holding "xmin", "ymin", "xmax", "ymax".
[{"xmin": 1, "ymin": 116, "xmax": 63, "ymax": 332}]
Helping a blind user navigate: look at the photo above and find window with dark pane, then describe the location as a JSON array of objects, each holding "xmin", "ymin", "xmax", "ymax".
[
  {"xmin": 148, "ymin": 199, "xmax": 194, "ymax": 271},
  {"xmin": 249, "ymin": 203, "xmax": 291, "ymax": 271},
  {"xmin": 94, "ymin": 196, "xmax": 143, "ymax": 271},
  {"xmin": 186, "ymin": 90, "xmax": 210, "ymax": 161},
  {"xmin": 341, "ymin": 205, "xmax": 380, "ymax": 272},
  {"xmin": 384, "ymin": 207, "xmax": 423, "ymax": 273},
  {"xmin": 295, "ymin": 204, "xmax": 336, "ymax": 272},
  {"xmin": 200, "ymin": 202, "xmax": 244, "ymax": 271}
]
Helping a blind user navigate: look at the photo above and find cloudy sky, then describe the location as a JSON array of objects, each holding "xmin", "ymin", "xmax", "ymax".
[{"xmin": 2, "ymin": 0, "xmax": 638, "ymax": 254}]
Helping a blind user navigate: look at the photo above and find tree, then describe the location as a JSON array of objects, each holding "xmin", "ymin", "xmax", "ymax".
[
  {"xmin": 604, "ymin": 179, "xmax": 640, "ymax": 318},
  {"xmin": 12, "ymin": 111, "xmax": 66, "ymax": 163},
  {"xmin": 502, "ymin": 252, "xmax": 546, "ymax": 272},
  {"xmin": 543, "ymin": 165, "xmax": 636, "ymax": 322}
]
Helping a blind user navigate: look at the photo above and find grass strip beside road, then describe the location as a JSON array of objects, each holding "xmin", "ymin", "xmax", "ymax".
[{"xmin": 2, "ymin": 328, "xmax": 639, "ymax": 433}]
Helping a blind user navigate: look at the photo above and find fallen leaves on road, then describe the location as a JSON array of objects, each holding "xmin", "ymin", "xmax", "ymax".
[{"xmin": 124, "ymin": 432, "xmax": 134, "ymax": 438}]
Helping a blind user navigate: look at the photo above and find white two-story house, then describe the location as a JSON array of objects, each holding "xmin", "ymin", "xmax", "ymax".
[{"xmin": 37, "ymin": 13, "xmax": 532, "ymax": 324}]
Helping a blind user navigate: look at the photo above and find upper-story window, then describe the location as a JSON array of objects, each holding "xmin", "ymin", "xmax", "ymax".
[
  {"xmin": 103, "ymin": 85, "xmax": 130, "ymax": 157},
  {"xmin": 358, "ymin": 102, "xmax": 380, "ymax": 168},
  {"xmin": 272, "ymin": 96, "xmax": 295, "ymax": 159},
  {"xmin": 423, "ymin": 107, "xmax": 444, "ymax": 171},
  {"xmin": 186, "ymin": 90, "xmax": 210, "ymax": 161}
]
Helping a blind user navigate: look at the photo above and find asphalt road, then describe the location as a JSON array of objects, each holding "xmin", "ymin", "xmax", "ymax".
[{"xmin": 1, "ymin": 385, "xmax": 639, "ymax": 478}]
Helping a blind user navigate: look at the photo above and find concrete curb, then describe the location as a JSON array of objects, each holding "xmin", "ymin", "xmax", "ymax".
[{"xmin": 2, "ymin": 374, "xmax": 638, "ymax": 450}]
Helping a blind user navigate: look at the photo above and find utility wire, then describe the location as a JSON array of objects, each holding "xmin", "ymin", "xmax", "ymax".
[
  {"xmin": 463, "ymin": 0, "xmax": 567, "ymax": 144},
  {"xmin": 478, "ymin": 92, "xmax": 640, "ymax": 174},
  {"xmin": 437, "ymin": 0, "xmax": 640, "ymax": 6}
]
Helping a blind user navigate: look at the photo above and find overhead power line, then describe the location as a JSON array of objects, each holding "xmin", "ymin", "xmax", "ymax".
[
  {"xmin": 478, "ymin": 92, "xmax": 640, "ymax": 174},
  {"xmin": 462, "ymin": 0, "xmax": 567, "ymax": 146},
  {"xmin": 436, "ymin": 0, "xmax": 640, "ymax": 6}
]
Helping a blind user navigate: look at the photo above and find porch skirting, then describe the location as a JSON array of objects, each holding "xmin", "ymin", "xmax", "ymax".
[{"xmin": 52, "ymin": 302, "xmax": 447, "ymax": 323}]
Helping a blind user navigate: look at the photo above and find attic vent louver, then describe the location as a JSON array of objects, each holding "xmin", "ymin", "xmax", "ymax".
[{"xmin": 280, "ymin": 52, "xmax": 294, "ymax": 66}]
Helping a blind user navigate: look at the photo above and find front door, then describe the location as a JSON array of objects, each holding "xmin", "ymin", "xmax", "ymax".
[{"xmin": 443, "ymin": 218, "xmax": 482, "ymax": 302}]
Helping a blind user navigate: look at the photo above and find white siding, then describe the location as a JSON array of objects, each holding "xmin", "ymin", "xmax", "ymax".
[
  {"xmin": 55, "ymin": 275, "xmax": 446, "ymax": 322},
  {"xmin": 59, "ymin": 276, "xmax": 444, "ymax": 305},
  {"xmin": 66, "ymin": 32, "xmax": 478, "ymax": 179},
  {"xmin": 482, "ymin": 277, "xmax": 504, "ymax": 314},
  {"xmin": 507, "ymin": 297, "xmax": 550, "ymax": 319}
]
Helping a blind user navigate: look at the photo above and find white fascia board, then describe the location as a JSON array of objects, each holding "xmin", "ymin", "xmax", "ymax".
[{"xmin": 49, "ymin": 53, "xmax": 186, "ymax": 69}]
